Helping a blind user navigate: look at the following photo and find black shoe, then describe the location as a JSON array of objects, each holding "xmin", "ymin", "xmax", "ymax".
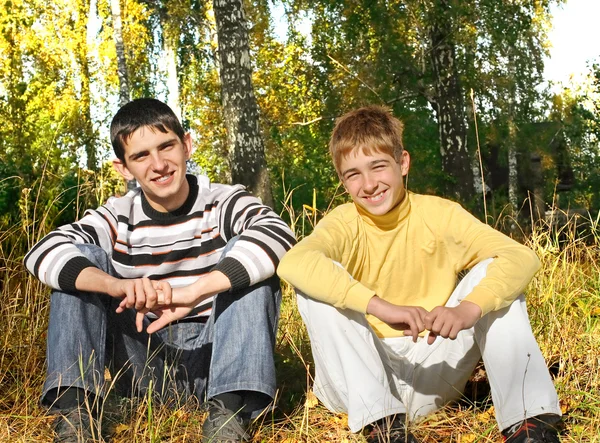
[
  {"xmin": 202, "ymin": 398, "xmax": 251, "ymax": 443},
  {"xmin": 53, "ymin": 408, "xmax": 98, "ymax": 443},
  {"xmin": 502, "ymin": 414, "xmax": 562, "ymax": 442},
  {"xmin": 364, "ymin": 414, "xmax": 419, "ymax": 443}
]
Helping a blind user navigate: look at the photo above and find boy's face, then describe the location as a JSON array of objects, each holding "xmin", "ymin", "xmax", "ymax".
[
  {"xmin": 339, "ymin": 149, "xmax": 410, "ymax": 216},
  {"xmin": 113, "ymin": 126, "xmax": 193, "ymax": 212}
]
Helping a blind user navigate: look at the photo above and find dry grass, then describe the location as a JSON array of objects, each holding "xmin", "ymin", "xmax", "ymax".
[{"xmin": 1, "ymin": 206, "xmax": 599, "ymax": 442}]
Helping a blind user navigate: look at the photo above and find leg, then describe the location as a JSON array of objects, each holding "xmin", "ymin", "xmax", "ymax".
[
  {"xmin": 43, "ymin": 244, "xmax": 168, "ymax": 406},
  {"xmin": 396, "ymin": 259, "xmax": 560, "ymax": 430},
  {"xmin": 205, "ymin": 274, "xmax": 281, "ymax": 415},
  {"xmin": 475, "ymin": 297, "xmax": 561, "ymax": 429},
  {"xmin": 297, "ymin": 291, "xmax": 405, "ymax": 433}
]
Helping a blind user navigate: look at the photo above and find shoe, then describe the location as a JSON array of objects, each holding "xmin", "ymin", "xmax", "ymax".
[
  {"xmin": 201, "ymin": 398, "xmax": 251, "ymax": 443},
  {"xmin": 365, "ymin": 413, "xmax": 419, "ymax": 443},
  {"xmin": 53, "ymin": 408, "xmax": 98, "ymax": 442},
  {"xmin": 502, "ymin": 414, "xmax": 561, "ymax": 442}
]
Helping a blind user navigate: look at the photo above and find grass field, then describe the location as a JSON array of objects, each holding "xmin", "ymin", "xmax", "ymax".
[{"xmin": 1, "ymin": 210, "xmax": 599, "ymax": 442}]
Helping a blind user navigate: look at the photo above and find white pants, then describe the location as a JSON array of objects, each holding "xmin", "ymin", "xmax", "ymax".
[{"xmin": 296, "ymin": 259, "xmax": 561, "ymax": 432}]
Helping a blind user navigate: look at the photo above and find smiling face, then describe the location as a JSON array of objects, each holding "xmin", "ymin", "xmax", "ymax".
[
  {"xmin": 112, "ymin": 126, "xmax": 193, "ymax": 212},
  {"xmin": 340, "ymin": 148, "xmax": 410, "ymax": 216}
]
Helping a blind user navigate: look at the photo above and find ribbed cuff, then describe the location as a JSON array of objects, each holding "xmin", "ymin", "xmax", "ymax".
[
  {"xmin": 213, "ymin": 257, "xmax": 250, "ymax": 292},
  {"xmin": 57, "ymin": 257, "xmax": 97, "ymax": 292}
]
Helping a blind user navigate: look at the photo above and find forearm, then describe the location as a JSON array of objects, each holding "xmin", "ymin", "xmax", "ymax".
[
  {"xmin": 175, "ymin": 270, "xmax": 232, "ymax": 306},
  {"xmin": 75, "ymin": 266, "xmax": 120, "ymax": 296}
]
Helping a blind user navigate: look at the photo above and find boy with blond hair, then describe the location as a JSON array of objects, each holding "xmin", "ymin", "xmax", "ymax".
[{"xmin": 277, "ymin": 106, "xmax": 561, "ymax": 442}]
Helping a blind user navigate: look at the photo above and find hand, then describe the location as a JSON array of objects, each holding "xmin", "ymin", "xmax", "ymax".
[
  {"xmin": 145, "ymin": 304, "xmax": 195, "ymax": 334},
  {"xmin": 113, "ymin": 280, "xmax": 173, "ymax": 332},
  {"xmin": 114, "ymin": 279, "xmax": 173, "ymax": 312},
  {"xmin": 424, "ymin": 301, "xmax": 482, "ymax": 345},
  {"xmin": 366, "ymin": 296, "xmax": 428, "ymax": 342}
]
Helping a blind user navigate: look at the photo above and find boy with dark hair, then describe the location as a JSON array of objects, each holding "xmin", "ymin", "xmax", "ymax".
[
  {"xmin": 25, "ymin": 98, "xmax": 296, "ymax": 443},
  {"xmin": 277, "ymin": 105, "xmax": 561, "ymax": 442}
]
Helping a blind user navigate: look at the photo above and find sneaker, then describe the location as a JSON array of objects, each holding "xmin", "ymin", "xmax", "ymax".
[
  {"xmin": 53, "ymin": 408, "xmax": 98, "ymax": 443},
  {"xmin": 502, "ymin": 414, "xmax": 562, "ymax": 442},
  {"xmin": 201, "ymin": 398, "xmax": 251, "ymax": 443},
  {"xmin": 365, "ymin": 414, "xmax": 419, "ymax": 443}
]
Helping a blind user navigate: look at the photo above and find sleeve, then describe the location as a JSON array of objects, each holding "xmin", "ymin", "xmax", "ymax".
[
  {"xmin": 23, "ymin": 202, "xmax": 119, "ymax": 292},
  {"xmin": 442, "ymin": 202, "xmax": 541, "ymax": 316},
  {"xmin": 212, "ymin": 187, "xmax": 297, "ymax": 290},
  {"xmin": 277, "ymin": 211, "xmax": 376, "ymax": 313}
]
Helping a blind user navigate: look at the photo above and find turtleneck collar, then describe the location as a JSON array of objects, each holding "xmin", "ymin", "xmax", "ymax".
[
  {"xmin": 356, "ymin": 191, "xmax": 411, "ymax": 230},
  {"xmin": 141, "ymin": 174, "xmax": 199, "ymax": 220}
]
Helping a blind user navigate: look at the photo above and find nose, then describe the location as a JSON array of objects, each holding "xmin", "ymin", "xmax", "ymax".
[
  {"xmin": 149, "ymin": 151, "xmax": 167, "ymax": 171},
  {"xmin": 363, "ymin": 172, "xmax": 377, "ymax": 193}
]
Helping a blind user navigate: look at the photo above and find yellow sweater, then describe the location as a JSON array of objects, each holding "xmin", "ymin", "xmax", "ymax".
[{"xmin": 277, "ymin": 192, "xmax": 541, "ymax": 338}]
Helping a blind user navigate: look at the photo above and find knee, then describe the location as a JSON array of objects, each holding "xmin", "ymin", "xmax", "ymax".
[{"xmin": 73, "ymin": 244, "xmax": 113, "ymax": 274}]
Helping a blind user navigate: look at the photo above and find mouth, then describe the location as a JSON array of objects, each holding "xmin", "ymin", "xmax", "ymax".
[
  {"xmin": 151, "ymin": 172, "xmax": 174, "ymax": 183},
  {"xmin": 363, "ymin": 189, "xmax": 387, "ymax": 203}
]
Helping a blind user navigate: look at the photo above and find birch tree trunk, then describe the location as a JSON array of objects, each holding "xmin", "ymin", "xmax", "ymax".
[
  {"xmin": 76, "ymin": 0, "xmax": 97, "ymax": 172},
  {"xmin": 164, "ymin": 37, "xmax": 181, "ymax": 121},
  {"xmin": 507, "ymin": 54, "xmax": 519, "ymax": 216},
  {"xmin": 111, "ymin": 0, "xmax": 130, "ymax": 108},
  {"xmin": 428, "ymin": 1, "xmax": 474, "ymax": 202},
  {"xmin": 212, "ymin": 0, "xmax": 274, "ymax": 207},
  {"xmin": 110, "ymin": 0, "xmax": 136, "ymax": 190}
]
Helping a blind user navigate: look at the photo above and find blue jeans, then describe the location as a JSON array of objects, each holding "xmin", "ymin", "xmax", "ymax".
[{"xmin": 42, "ymin": 243, "xmax": 281, "ymax": 414}]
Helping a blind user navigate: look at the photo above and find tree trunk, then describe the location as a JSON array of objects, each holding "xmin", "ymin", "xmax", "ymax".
[
  {"xmin": 77, "ymin": 0, "xmax": 97, "ymax": 172},
  {"xmin": 111, "ymin": 0, "xmax": 130, "ymax": 108},
  {"xmin": 110, "ymin": 0, "xmax": 135, "ymax": 191},
  {"xmin": 164, "ymin": 36, "xmax": 181, "ymax": 121},
  {"xmin": 428, "ymin": 1, "xmax": 473, "ymax": 202},
  {"xmin": 212, "ymin": 0, "xmax": 274, "ymax": 207}
]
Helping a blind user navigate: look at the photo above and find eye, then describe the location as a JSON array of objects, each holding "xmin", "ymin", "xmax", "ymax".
[{"xmin": 131, "ymin": 152, "xmax": 148, "ymax": 161}]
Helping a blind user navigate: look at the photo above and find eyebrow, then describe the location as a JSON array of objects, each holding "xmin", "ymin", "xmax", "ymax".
[{"xmin": 341, "ymin": 159, "xmax": 390, "ymax": 177}]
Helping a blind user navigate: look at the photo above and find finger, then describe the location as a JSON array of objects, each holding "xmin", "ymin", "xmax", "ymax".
[
  {"xmin": 116, "ymin": 298, "xmax": 128, "ymax": 313},
  {"xmin": 161, "ymin": 282, "xmax": 172, "ymax": 305},
  {"xmin": 424, "ymin": 311, "xmax": 435, "ymax": 330},
  {"xmin": 136, "ymin": 311, "xmax": 146, "ymax": 333},
  {"xmin": 142, "ymin": 278, "xmax": 157, "ymax": 309},
  {"xmin": 449, "ymin": 324, "xmax": 462, "ymax": 340},
  {"xmin": 125, "ymin": 283, "xmax": 136, "ymax": 309},
  {"xmin": 134, "ymin": 279, "xmax": 146, "ymax": 310},
  {"xmin": 439, "ymin": 322, "xmax": 452, "ymax": 339},
  {"xmin": 146, "ymin": 311, "xmax": 173, "ymax": 334},
  {"xmin": 409, "ymin": 319, "xmax": 420, "ymax": 342},
  {"xmin": 427, "ymin": 331, "xmax": 437, "ymax": 345}
]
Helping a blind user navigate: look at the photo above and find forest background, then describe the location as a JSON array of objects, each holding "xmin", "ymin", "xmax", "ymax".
[{"xmin": 1, "ymin": 0, "xmax": 600, "ymax": 441}]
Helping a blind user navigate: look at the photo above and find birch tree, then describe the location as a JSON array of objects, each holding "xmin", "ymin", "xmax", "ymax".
[{"xmin": 212, "ymin": 0, "xmax": 274, "ymax": 206}]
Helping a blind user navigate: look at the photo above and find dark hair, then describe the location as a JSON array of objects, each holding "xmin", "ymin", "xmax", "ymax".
[
  {"xmin": 329, "ymin": 105, "xmax": 404, "ymax": 175},
  {"xmin": 110, "ymin": 98, "xmax": 185, "ymax": 162}
]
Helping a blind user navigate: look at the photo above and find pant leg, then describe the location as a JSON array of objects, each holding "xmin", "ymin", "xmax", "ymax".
[
  {"xmin": 205, "ymin": 274, "xmax": 281, "ymax": 406},
  {"xmin": 43, "ymin": 244, "xmax": 169, "ymax": 405},
  {"xmin": 297, "ymin": 291, "xmax": 406, "ymax": 433},
  {"xmin": 393, "ymin": 259, "xmax": 561, "ymax": 429}
]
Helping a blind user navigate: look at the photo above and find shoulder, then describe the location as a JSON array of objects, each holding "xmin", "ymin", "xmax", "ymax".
[
  {"xmin": 409, "ymin": 193, "xmax": 471, "ymax": 219},
  {"xmin": 314, "ymin": 203, "xmax": 360, "ymax": 234}
]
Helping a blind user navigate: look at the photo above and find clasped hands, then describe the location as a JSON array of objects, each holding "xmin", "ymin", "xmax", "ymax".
[
  {"xmin": 366, "ymin": 295, "xmax": 483, "ymax": 345},
  {"xmin": 107, "ymin": 278, "xmax": 198, "ymax": 334}
]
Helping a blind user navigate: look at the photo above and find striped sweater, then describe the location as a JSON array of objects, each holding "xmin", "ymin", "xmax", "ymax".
[{"xmin": 24, "ymin": 175, "xmax": 296, "ymax": 316}]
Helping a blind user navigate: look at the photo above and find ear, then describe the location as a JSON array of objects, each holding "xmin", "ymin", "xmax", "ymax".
[
  {"xmin": 400, "ymin": 150, "xmax": 410, "ymax": 177},
  {"xmin": 182, "ymin": 133, "xmax": 194, "ymax": 160},
  {"xmin": 113, "ymin": 159, "xmax": 134, "ymax": 181}
]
